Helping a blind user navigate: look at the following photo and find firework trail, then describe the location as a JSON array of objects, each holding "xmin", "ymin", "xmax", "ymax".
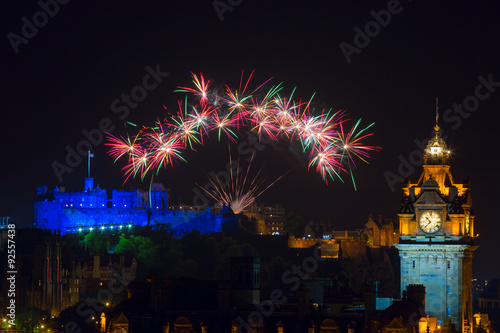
[
  {"xmin": 106, "ymin": 71, "xmax": 380, "ymax": 187},
  {"xmin": 194, "ymin": 148, "xmax": 290, "ymax": 214}
]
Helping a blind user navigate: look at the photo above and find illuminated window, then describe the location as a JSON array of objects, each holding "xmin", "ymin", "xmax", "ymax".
[
  {"xmin": 447, "ymin": 307, "xmax": 451, "ymax": 316},
  {"xmin": 431, "ymin": 146, "xmax": 441, "ymax": 154}
]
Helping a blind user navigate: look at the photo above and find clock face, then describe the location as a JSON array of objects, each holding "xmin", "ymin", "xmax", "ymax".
[{"xmin": 419, "ymin": 211, "xmax": 441, "ymax": 233}]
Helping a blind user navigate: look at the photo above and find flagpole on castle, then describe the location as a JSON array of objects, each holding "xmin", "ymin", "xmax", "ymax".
[{"xmin": 88, "ymin": 151, "xmax": 94, "ymax": 177}]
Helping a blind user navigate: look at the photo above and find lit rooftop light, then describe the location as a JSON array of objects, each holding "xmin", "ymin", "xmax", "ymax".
[{"xmin": 430, "ymin": 147, "xmax": 441, "ymax": 154}]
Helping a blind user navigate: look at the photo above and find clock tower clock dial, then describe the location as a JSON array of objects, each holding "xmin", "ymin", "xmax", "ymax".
[
  {"xmin": 419, "ymin": 211, "xmax": 441, "ymax": 233},
  {"xmin": 396, "ymin": 112, "xmax": 477, "ymax": 333}
]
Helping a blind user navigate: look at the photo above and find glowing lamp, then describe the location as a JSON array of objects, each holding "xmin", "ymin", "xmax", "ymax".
[{"xmin": 430, "ymin": 147, "xmax": 441, "ymax": 154}]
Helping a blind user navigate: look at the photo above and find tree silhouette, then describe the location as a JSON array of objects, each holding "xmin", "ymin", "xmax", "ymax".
[{"xmin": 284, "ymin": 212, "xmax": 305, "ymax": 237}]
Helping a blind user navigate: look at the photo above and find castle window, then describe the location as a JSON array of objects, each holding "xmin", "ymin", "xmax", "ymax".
[
  {"xmin": 447, "ymin": 260, "xmax": 451, "ymax": 269},
  {"xmin": 412, "ymin": 260, "xmax": 415, "ymax": 269},
  {"xmin": 447, "ymin": 307, "xmax": 451, "ymax": 316},
  {"xmin": 447, "ymin": 285, "xmax": 451, "ymax": 294}
]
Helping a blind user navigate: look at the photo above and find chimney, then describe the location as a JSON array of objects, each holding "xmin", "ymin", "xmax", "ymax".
[
  {"xmin": 364, "ymin": 283, "xmax": 377, "ymax": 326},
  {"xmin": 297, "ymin": 284, "xmax": 310, "ymax": 318},
  {"xmin": 407, "ymin": 284, "xmax": 425, "ymax": 310}
]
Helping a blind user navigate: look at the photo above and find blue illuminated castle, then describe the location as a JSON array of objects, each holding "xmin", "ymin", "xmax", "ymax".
[{"xmin": 34, "ymin": 177, "xmax": 237, "ymax": 235}]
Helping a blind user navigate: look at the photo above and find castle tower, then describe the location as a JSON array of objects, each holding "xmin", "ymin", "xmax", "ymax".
[{"xmin": 396, "ymin": 118, "xmax": 476, "ymax": 333}]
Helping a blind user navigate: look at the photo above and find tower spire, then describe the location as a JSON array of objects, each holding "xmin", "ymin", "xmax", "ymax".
[{"xmin": 434, "ymin": 97, "xmax": 439, "ymax": 132}]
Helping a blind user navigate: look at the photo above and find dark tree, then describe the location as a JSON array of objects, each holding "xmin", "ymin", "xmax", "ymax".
[{"xmin": 283, "ymin": 212, "xmax": 305, "ymax": 237}]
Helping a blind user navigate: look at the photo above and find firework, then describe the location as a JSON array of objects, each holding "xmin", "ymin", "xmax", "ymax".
[
  {"xmin": 106, "ymin": 71, "xmax": 380, "ymax": 187},
  {"xmin": 195, "ymin": 151, "xmax": 287, "ymax": 214}
]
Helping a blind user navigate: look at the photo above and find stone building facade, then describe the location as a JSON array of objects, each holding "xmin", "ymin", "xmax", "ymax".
[{"xmin": 396, "ymin": 123, "xmax": 477, "ymax": 333}]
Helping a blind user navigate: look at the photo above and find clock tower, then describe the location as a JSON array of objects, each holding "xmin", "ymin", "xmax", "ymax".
[{"xmin": 396, "ymin": 119, "xmax": 476, "ymax": 333}]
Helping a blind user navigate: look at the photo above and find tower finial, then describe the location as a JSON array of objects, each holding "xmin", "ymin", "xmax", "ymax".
[{"xmin": 434, "ymin": 97, "xmax": 440, "ymax": 132}]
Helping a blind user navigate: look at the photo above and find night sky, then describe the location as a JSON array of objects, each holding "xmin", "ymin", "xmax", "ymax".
[{"xmin": 2, "ymin": 1, "xmax": 500, "ymax": 279}]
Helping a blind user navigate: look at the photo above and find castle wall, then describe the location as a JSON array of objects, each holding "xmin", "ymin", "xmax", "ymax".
[{"xmin": 34, "ymin": 181, "xmax": 228, "ymax": 235}]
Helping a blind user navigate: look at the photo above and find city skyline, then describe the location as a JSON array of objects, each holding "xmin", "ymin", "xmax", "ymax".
[{"xmin": 2, "ymin": 0, "xmax": 500, "ymax": 280}]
